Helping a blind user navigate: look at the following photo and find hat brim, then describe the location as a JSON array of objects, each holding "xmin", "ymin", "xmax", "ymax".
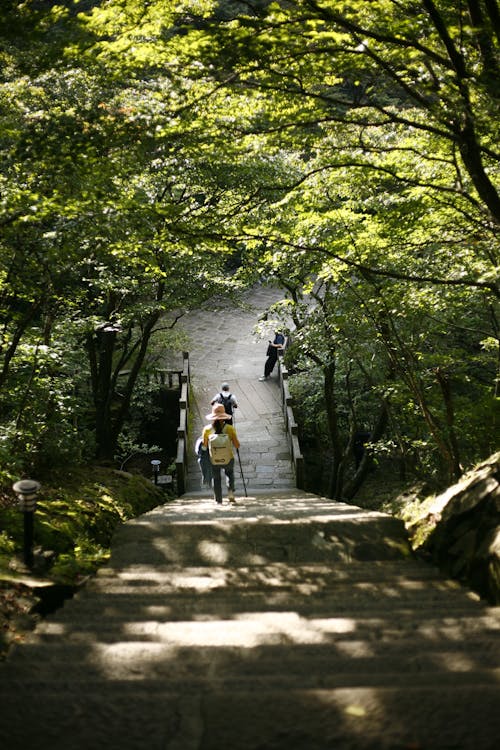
[{"xmin": 206, "ymin": 412, "xmax": 232, "ymax": 420}]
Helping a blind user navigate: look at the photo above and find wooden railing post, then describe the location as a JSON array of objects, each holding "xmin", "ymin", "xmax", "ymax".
[
  {"xmin": 175, "ymin": 352, "xmax": 190, "ymax": 496},
  {"xmin": 277, "ymin": 359, "xmax": 304, "ymax": 489}
]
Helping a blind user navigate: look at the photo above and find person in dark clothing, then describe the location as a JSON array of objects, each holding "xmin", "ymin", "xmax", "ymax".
[
  {"xmin": 195, "ymin": 436, "xmax": 213, "ymax": 487},
  {"xmin": 259, "ymin": 331, "xmax": 285, "ymax": 380},
  {"xmin": 210, "ymin": 382, "xmax": 238, "ymax": 425}
]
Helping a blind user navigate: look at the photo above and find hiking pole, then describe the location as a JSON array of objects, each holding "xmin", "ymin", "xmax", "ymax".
[
  {"xmin": 231, "ymin": 410, "xmax": 247, "ymax": 496},
  {"xmin": 236, "ymin": 448, "xmax": 248, "ymax": 497}
]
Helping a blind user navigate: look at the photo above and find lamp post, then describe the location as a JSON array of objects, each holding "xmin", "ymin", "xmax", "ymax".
[
  {"xmin": 151, "ymin": 459, "xmax": 161, "ymax": 485},
  {"xmin": 12, "ymin": 479, "xmax": 41, "ymax": 569}
]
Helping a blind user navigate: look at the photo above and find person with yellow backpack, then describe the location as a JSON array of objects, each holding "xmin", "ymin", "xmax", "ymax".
[{"xmin": 202, "ymin": 403, "xmax": 240, "ymax": 504}]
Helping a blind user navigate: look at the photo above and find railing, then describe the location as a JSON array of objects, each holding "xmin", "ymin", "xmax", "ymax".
[
  {"xmin": 149, "ymin": 369, "xmax": 184, "ymax": 388},
  {"xmin": 175, "ymin": 352, "xmax": 190, "ymax": 496},
  {"xmin": 117, "ymin": 368, "xmax": 183, "ymax": 388},
  {"xmin": 121, "ymin": 351, "xmax": 297, "ymax": 494},
  {"xmin": 277, "ymin": 357, "xmax": 304, "ymax": 489}
]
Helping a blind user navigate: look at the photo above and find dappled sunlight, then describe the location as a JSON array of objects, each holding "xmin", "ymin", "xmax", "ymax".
[
  {"xmin": 117, "ymin": 611, "xmax": 344, "ymax": 648},
  {"xmin": 432, "ymin": 651, "xmax": 485, "ymax": 672},
  {"xmin": 150, "ymin": 536, "xmax": 183, "ymax": 564},
  {"xmin": 74, "ymin": 611, "xmax": 363, "ymax": 681},
  {"xmin": 91, "ymin": 641, "xmax": 176, "ymax": 679},
  {"xmin": 36, "ymin": 622, "xmax": 67, "ymax": 636},
  {"xmin": 42, "ymin": 601, "xmax": 499, "ymax": 688},
  {"xmin": 197, "ymin": 540, "xmax": 229, "ymax": 565},
  {"xmin": 4, "ymin": 470, "xmax": 498, "ymax": 747}
]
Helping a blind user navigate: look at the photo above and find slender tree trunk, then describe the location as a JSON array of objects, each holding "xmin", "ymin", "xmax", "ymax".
[
  {"xmin": 106, "ymin": 312, "xmax": 161, "ymax": 457},
  {"xmin": 343, "ymin": 400, "xmax": 389, "ymax": 500},
  {"xmin": 88, "ymin": 311, "xmax": 162, "ymax": 462},
  {"xmin": 435, "ymin": 367, "xmax": 462, "ymax": 479},
  {"xmin": 89, "ymin": 326, "xmax": 118, "ymax": 461},
  {"xmin": 323, "ymin": 359, "xmax": 346, "ymax": 500},
  {"xmin": 0, "ymin": 301, "xmax": 43, "ymax": 391}
]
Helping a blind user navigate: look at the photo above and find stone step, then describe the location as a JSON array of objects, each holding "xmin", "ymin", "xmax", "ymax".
[
  {"xmin": 80, "ymin": 560, "xmax": 478, "ymax": 605},
  {"xmin": 79, "ymin": 573, "xmax": 471, "ymax": 598},
  {"xmin": 0, "ymin": 685, "xmax": 498, "ymax": 750},
  {"xmin": 34, "ymin": 611, "xmax": 500, "ymax": 639},
  {"xmin": 94, "ymin": 559, "xmax": 447, "ymax": 579},
  {"xmin": 1, "ymin": 666, "xmax": 499, "ymax": 693},
  {"xmin": 108, "ymin": 516, "xmax": 413, "ymax": 566},
  {"xmin": 57, "ymin": 568, "xmax": 484, "ymax": 601},
  {"xmin": 38, "ymin": 591, "xmax": 486, "ymax": 630},
  {"xmin": 17, "ymin": 607, "xmax": 500, "ymax": 646},
  {"xmin": 91, "ymin": 558, "xmax": 451, "ymax": 586},
  {"xmin": 7, "ymin": 647, "xmax": 498, "ymax": 684},
  {"xmin": 125, "ymin": 493, "xmax": 406, "ymax": 519},
  {"xmin": 2, "ymin": 663, "xmax": 500, "ymax": 692},
  {"xmin": 7, "ymin": 616, "xmax": 499, "ymax": 668},
  {"xmin": 134, "ymin": 517, "xmax": 404, "ymax": 534}
]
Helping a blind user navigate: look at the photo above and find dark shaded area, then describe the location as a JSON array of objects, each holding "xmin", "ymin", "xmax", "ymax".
[
  {"xmin": 33, "ymin": 583, "xmax": 75, "ymax": 616},
  {"xmin": 140, "ymin": 386, "xmax": 180, "ymax": 460},
  {"xmin": 126, "ymin": 385, "xmax": 180, "ymax": 477}
]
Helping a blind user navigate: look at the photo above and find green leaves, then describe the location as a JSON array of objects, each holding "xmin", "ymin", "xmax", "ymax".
[{"xmin": 1, "ymin": 0, "xmax": 498, "ymax": 486}]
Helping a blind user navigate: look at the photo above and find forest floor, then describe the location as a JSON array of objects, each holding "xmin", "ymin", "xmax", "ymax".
[{"xmin": 0, "ymin": 577, "xmax": 41, "ymax": 659}]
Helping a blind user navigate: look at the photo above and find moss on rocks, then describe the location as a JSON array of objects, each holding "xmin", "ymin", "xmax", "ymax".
[
  {"xmin": 1, "ymin": 467, "xmax": 167, "ymax": 585},
  {"xmin": 408, "ymin": 452, "xmax": 500, "ymax": 604}
]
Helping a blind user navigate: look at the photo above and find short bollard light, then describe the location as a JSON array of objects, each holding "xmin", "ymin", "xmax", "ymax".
[
  {"xmin": 151, "ymin": 459, "xmax": 161, "ymax": 485},
  {"xmin": 12, "ymin": 479, "xmax": 41, "ymax": 569}
]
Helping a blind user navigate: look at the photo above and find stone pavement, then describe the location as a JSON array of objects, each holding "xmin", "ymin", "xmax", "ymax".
[
  {"xmin": 1, "ymin": 285, "xmax": 500, "ymax": 749},
  {"xmin": 1, "ymin": 490, "xmax": 499, "ymax": 750},
  {"xmin": 177, "ymin": 284, "xmax": 296, "ymax": 495}
]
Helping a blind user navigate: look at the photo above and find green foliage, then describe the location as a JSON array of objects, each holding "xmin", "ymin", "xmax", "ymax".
[
  {"xmin": 0, "ymin": 531, "xmax": 16, "ymax": 571},
  {"xmin": 0, "ymin": 467, "xmax": 165, "ymax": 585},
  {"xmin": 1, "ymin": 0, "xmax": 498, "ymax": 496},
  {"xmin": 0, "ymin": 0, "xmax": 259, "ymax": 468}
]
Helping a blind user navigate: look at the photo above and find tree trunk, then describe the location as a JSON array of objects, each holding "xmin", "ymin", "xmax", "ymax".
[
  {"xmin": 343, "ymin": 400, "xmax": 389, "ymax": 500},
  {"xmin": 91, "ymin": 326, "xmax": 118, "ymax": 461},
  {"xmin": 435, "ymin": 367, "xmax": 462, "ymax": 480},
  {"xmin": 323, "ymin": 359, "xmax": 345, "ymax": 500},
  {"xmin": 88, "ymin": 311, "xmax": 162, "ymax": 462}
]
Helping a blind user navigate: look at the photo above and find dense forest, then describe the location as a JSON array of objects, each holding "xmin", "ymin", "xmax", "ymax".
[{"xmin": 1, "ymin": 0, "xmax": 498, "ymax": 507}]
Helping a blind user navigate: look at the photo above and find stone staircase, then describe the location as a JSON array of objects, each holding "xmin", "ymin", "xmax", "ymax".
[{"xmin": 1, "ymin": 491, "xmax": 499, "ymax": 750}]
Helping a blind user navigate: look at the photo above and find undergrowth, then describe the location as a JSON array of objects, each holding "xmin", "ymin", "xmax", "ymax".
[{"xmin": 0, "ymin": 466, "xmax": 167, "ymax": 585}]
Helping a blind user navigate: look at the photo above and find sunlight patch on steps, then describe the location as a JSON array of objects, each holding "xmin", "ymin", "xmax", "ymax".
[
  {"xmin": 84, "ymin": 612, "xmax": 361, "ymax": 678},
  {"xmin": 120, "ymin": 611, "xmax": 358, "ymax": 646}
]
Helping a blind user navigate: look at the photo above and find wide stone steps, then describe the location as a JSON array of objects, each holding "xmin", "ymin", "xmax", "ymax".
[
  {"xmin": 21, "ymin": 609, "xmax": 500, "ymax": 637},
  {"xmin": 0, "ymin": 644, "xmax": 500, "ymax": 684},
  {"xmin": 107, "ymin": 494, "xmax": 412, "ymax": 568},
  {"xmin": 3, "ymin": 668, "xmax": 499, "ymax": 693},
  {"xmin": 1, "ymin": 492, "xmax": 499, "ymax": 750},
  {"xmin": 1, "ymin": 686, "xmax": 499, "ymax": 750},
  {"xmin": 21, "ymin": 587, "xmax": 486, "ymax": 625}
]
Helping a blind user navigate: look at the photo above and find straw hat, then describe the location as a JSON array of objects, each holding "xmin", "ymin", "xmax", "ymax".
[{"xmin": 205, "ymin": 403, "xmax": 232, "ymax": 421}]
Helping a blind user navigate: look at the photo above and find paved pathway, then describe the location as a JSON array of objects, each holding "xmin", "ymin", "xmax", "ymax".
[
  {"xmin": 177, "ymin": 284, "xmax": 296, "ymax": 494},
  {"xmin": 1, "ymin": 285, "xmax": 499, "ymax": 749},
  {"xmin": 1, "ymin": 492, "xmax": 499, "ymax": 750}
]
